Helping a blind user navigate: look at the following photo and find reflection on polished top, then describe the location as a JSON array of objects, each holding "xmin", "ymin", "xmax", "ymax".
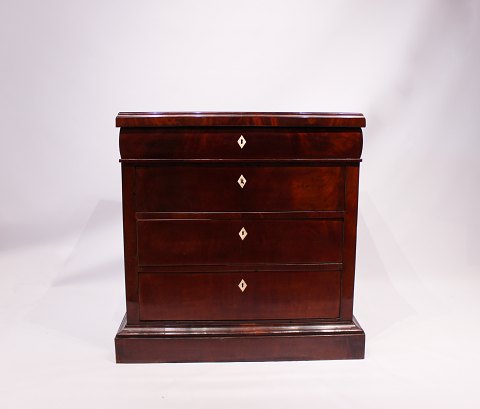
[{"xmin": 116, "ymin": 111, "xmax": 366, "ymax": 128}]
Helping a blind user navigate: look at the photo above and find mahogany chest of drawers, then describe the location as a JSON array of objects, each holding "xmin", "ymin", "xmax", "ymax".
[{"xmin": 114, "ymin": 112, "xmax": 366, "ymax": 363}]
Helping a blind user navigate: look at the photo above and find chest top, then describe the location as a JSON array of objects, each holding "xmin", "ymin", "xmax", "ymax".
[
  {"xmin": 116, "ymin": 111, "xmax": 366, "ymax": 128},
  {"xmin": 117, "ymin": 112, "xmax": 365, "ymax": 162}
]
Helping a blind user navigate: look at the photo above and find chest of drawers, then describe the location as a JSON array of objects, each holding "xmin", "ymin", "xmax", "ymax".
[{"xmin": 114, "ymin": 112, "xmax": 366, "ymax": 363}]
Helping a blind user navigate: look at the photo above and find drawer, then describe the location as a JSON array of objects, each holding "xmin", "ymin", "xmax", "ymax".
[
  {"xmin": 138, "ymin": 271, "xmax": 341, "ymax": 320},
  {"xmin": 135, "ymin": 165, "xmax": 344, "ymax": 212},
  {"xmin": 137, "ymin": 218, "xmax": 342, "ymax": 266},
  {"xmin": 120, "ymin": 127, "xmax": 363, "ymax": 159}
]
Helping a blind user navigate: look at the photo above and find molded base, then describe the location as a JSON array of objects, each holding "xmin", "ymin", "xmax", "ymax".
[{"xmin": 114, "ymin": 314, "xmax": 365, "ymax": 363}]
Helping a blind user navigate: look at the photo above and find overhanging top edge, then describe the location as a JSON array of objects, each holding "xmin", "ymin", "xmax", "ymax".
[{"xmin": 115, "ymin": 112, "xmax": 366, "ymax": 128}]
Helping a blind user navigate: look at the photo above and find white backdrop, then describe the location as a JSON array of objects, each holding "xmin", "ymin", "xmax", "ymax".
[{"xmin": 1, "ymin": 1, "xmax": 480, "ymax": 408}]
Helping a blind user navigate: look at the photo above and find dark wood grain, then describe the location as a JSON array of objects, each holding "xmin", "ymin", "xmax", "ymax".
[
  {"xmin": 115, "ymin": 112, "xmax": 365, "ymax": 362},
  {"xmin": 115, "ymin": 314, "xmax": 365, "ymax": 362},
  {"xmin": 341, "ymin": 165, "xmax": 360, "ymax": 320},
  {"xmin": 120, "ymin": 127, "xmax": 363, "ymax": 159},
  {"xmin": 135, "ymin": 165, "xmax": 345, "ymax": 212},
  {"xmin": 116, "ymin": 112, "xmax": 366, "ymax": 128},
  {"xmin": 136, "ymin": 263, "xmax": 343, "ymax": 273},
  {"xmin": 138, "ymin": 271, "xmax": 340, "ymax": 320},
  {"xmin": 121, "ymin": 165, "xmax": 139, "ymax": 324},
  {"xmin": 136, "ymin": 211, "xmax": 345, "ymax": 220},
  {"xmin": 137, "ymin": 218, "xmax": 343, "ymax": 265}
]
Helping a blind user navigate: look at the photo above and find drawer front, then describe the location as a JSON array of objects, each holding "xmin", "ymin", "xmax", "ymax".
[
  {"xmin": 138, "ymin": 271, "xmax": 341, "ymax": 320},
  {"xmin": 136, "ymin": 166, "xmax": 344, "ymax": 212},
  {"xmin": 120, "ymin": 128, "xmax": 362, "ymax": 159},
  {"xmin": 137, "ymin": 219, "xmax": 342, "ymax": 266}
]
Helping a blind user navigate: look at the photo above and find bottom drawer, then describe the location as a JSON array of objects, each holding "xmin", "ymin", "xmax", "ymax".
[{"xmin": 139, "ymin": 271, "xmax": 341, "ymax": 321}]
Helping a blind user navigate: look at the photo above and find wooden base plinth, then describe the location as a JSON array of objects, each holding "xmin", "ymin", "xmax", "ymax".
[{"xmin": 115, "ymin": 314, "xmax": 365, "ymax": 363}]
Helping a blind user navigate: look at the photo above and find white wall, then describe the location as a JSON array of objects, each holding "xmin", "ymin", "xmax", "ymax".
[{"xmin": 1, "ymin": 1, "xmax": 479, "ymax": 408}]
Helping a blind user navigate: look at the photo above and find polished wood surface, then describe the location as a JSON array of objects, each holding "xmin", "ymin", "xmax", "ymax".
[
  {"xmin": 115, "ymin": 315, "xmax": 365, "ymax": 363},
  {"xmin": 137, "ymin": 218, "xmax": 342, "ymax": 265},
  {"xmin": 115, "ymin": 112, "xmax": 366, "ymax": 362},
  {"xmin": 116, "ymin": 112, "xmax": 366, "ymax": 128},
  {"xmin": 135, "ymin": 165, "xmax": 345, "ymax": 212},
  {"xmin": 138, "ymin": 270, "xmax": 341, "ymax": 320},
  {"xmin": 120, "ymin": 128, "xmax": 363, "ymax": 159}
]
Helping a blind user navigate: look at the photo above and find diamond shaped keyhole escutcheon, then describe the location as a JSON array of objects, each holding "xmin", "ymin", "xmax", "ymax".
[
  {"xmin": 239, "ymin": 227, "xmax": 248, "ymax": 240},
  {"xmin": 237, "ymin": 174, "xmax": 247, "ymax": 189},
  {"xmin": 238, "ymin": 279, "xmax": 247, "ymax": 292},
  {"xmin": 238, "ymin": 135, "xmax": 246, "ymax": 149}
]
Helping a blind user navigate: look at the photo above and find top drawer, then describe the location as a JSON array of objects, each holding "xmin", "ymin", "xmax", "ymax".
[{"xmin": 119, "ymin": 127, "xmax": 363, "ymax": 160}]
